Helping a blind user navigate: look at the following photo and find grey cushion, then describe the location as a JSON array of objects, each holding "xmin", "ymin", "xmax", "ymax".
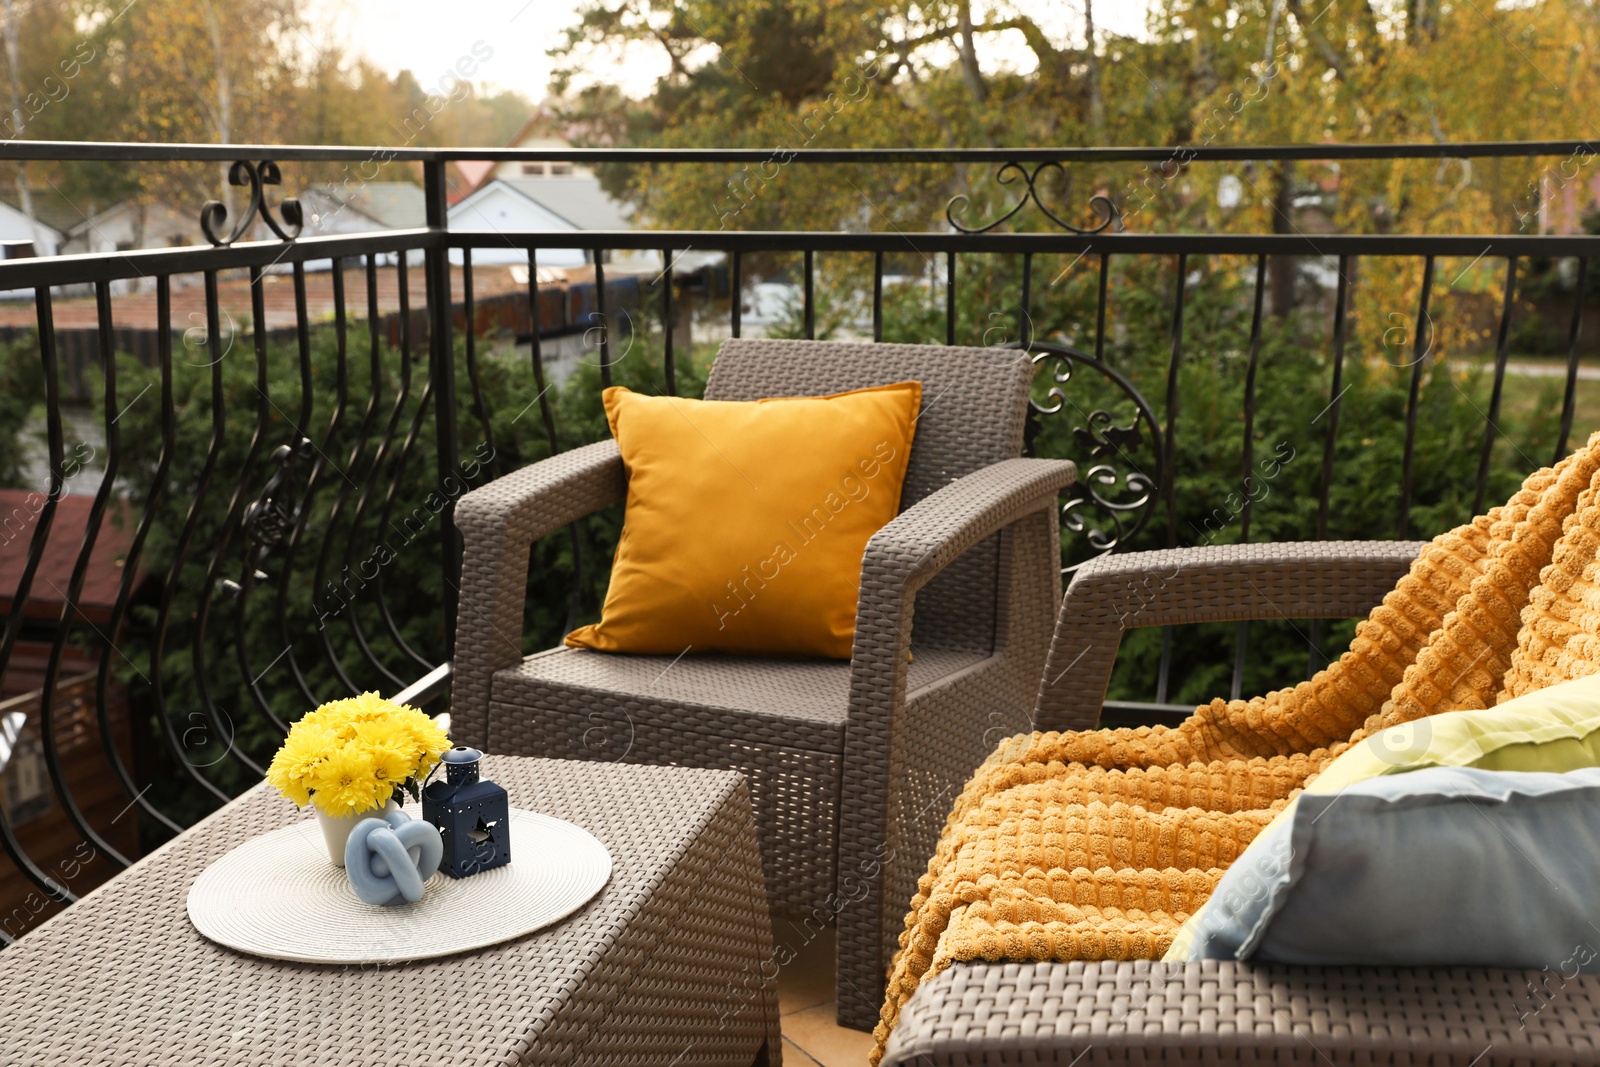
[{"xmin": 1184, "ymin": 766, "xmax": 1600, "ymax": 971}]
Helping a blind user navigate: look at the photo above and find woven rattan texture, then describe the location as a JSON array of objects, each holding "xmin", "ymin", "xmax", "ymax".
[
  {"xmin": 0, "ymin": 758, "xmax": 780, "ymax": 1067},
  {"xmin": 1034, "ymin": 540, "xmax": 1429, "ymax": 731},
  {"xmin": 502, "ymin": 644, "xmax": 994, "ymax": 735},
  {"xmin": 878, "ymin": 532, "xmax": 1563, "ymax": 1064},
  {"xmin": 454, "ymin": 439, "xmax": 628, "ymax": 748},
  {"xmin": 834, "ymin": 458, "xmax": 1069, "ymax": 1030},
  {"xmin": 882, "ymin": 960, "xmax": 1600, "ymax": 1065},
  {"xmin": 493, "ymin": 693, "xmax": 847, "ymax": 913},
  {"xmin": 453, "ymin": 339, "xmax": 1075, "ymax": 1031},
  {"xmin": 491, "ymin": 645, "xmax": 1000, "ymax": 920}
]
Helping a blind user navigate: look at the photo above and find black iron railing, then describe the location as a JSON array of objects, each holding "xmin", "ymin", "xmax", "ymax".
[{"xmin": 0, "ymin": 138, "xmax": 1597, "ymax": 932}]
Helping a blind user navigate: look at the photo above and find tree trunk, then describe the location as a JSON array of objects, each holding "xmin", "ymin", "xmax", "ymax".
[
  {"xmin": 200, "ymin": 0, "xmax": 235, "ymax": 217},
  {"xmin": 1263, "ymin": 0, "xmax": 1284, "ymax": 66},
  {"xmin": 956, "ymin": 0, "xmax": 988, "ymax": 103},
  {"xmin": 1407, "ymin": 0, "xmax": 1437, "ymax": 39},
  {"xmin": 1084, "ymin": 0, "xmax": 1104, "ymax": 136},
  {"xmin": 1, "ymin": 0, "xmax": 39, "ymax": 254},
  {"xmin": 1270, "ymin": 161, "xmax": 1296, "ymax": 317}
]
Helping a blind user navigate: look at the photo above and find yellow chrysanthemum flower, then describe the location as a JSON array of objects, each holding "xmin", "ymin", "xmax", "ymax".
[
  {"xmin": 367, "ymin": 742, "xmax": 415, "ymax": 795},
  {"xmin": 351, "ymin": 717, "xmax": 398, "ymax": 746},
  {"xmin": 264, "ymin": 723, "xmax": 341, "ymax": 808},
  {"xmin": 345, "ymin": 692, "xmax": 398, "ymax": 723},
  {"xmin": 265, "ymin": 693, "xmax": 450, "ymax": 815},
  {"xmin": 309, "ymin": 746, "xmax": 385, "ymax": 817},
  {"xmin": 404, "ymin": 716, "xmax": 450, "ymax": 771}
]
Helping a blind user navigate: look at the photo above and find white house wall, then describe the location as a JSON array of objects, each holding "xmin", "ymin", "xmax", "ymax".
[
  {"xmin": 448, "ymin": 184, "xmax": 583, "ymax": 267},
  {"xmin": 0, "ymin": 203, "xmax": 59, "ymax": 257}
]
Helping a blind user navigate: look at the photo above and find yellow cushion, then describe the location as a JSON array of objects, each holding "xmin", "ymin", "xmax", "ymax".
[
  {"xmin": 564, "ymin": 382, "xmax": 921, "ymax": 658},
  {"xmin": 1163, "ymin": 670, "xmax": 1600, "ymax": 959}
]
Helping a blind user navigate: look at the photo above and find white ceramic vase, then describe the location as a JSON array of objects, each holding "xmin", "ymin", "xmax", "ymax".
[{"xmin": 314, "ymin": 799, "xmax": 399, "ymax": 866}]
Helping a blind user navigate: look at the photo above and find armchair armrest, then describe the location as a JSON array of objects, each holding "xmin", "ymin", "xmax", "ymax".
[
  {"xmin": 857, "ymin": 458, "xmax": 1078, "ymax": 602},
  {"xmin": 850, "ymin": 457, "xmax": 1076, "ymax": 672},
  {"xmin": 451, "ymin": 440, "xmax": 626, "ymax": 748},
  {"xmin": 1035, "ymin": 539, "xmax": 1425, "ymax": 732},
  {"xmin": 453, "ymin": 439, "xmax": 625, "ymax": 543}
]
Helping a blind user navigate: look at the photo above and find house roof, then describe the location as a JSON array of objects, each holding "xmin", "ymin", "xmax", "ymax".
[
  {"xmin": 505, "ymin": 111, "xmax": 561, "ymax": 150},
  {"xmin": 448, "ymin": 179, "xmax": 575, "ymax": 233},
  {"xmin": 448, "ymin": 111, "xmax": 571, "ymax": 202},
  {"xmin": 61, "ymin": 199, "xmax": 137, "ymax": 238},
  {"xmin": 59, "ymin": 199, "xmax": 198, "ymax": 242},
  {"xmin": 0, "ymin": 491, "xmax": 140, "ymax": 626},
  {"xmin": 449, "ymin": 161, "xmax": 496, "ymax": 203},
  {"xmin": 495, "ymin": 177, "xmax": 631, "ymax": 230},
  {"xmin": 316, "ymin": 181, "xmax": 426, "ymax": 229}
]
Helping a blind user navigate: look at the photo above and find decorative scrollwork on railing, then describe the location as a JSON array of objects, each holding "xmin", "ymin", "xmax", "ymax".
[
  {"xmin": 1012, "ymin": 342, "xmax": 1163, "ymax": 572},
  {"xmin": 242, "ymin": 438, "xmax": 314, "ymax": 548},
  {"xmin": 200, "ymin": 160, "xmax": 304, "ymax": 247},
  {"xmin": 947, "ymin": 161, "xmax": 1121, "ymax": 235}
]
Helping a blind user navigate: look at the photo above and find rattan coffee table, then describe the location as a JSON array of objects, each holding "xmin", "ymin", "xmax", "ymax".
[{"xmin": 0, "ymin": 757, "xmax": 781, "ymax": 1066}]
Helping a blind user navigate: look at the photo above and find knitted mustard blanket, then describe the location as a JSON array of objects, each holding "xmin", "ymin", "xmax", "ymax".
[{"xmin": 873, "ymin": 433, "xmax": 1600, "ymax": 1059}]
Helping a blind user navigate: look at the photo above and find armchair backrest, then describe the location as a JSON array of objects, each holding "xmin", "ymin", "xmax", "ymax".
[
  {"xmin": 704, "ymin": 339, "xmax": 1038, "ymax": 655},
  {"xmin": 704, "ymin": 339, "xmax": 1035, "ymax": 507}
]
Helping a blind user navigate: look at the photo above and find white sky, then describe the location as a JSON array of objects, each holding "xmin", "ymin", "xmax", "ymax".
[{"xmin": 314, "ymin": 0, "xmax": 1152, "ymax": 106}]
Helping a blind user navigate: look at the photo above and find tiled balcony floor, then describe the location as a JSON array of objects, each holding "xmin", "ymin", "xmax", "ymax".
[{"xmin": 775, "ymin": 927, "xmax": 875, "ymax": 1066}]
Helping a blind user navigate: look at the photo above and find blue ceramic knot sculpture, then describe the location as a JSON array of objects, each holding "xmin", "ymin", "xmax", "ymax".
[{"xmin": 344, "ymin": 809, "xmax": 444, "ymax": 906}]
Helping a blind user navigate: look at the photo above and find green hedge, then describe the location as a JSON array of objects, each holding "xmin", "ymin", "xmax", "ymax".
[{"xmin": 0, "ymin": 252, "xmax": 1570, "ymax": 840}]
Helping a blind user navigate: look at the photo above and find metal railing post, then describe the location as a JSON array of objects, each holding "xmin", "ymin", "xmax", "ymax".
[{"xmin": 423, "ymin": 159, "xmax": 461, "ymax": 660}]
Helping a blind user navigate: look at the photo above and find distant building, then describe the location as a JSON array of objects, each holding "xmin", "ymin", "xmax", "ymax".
[
  {"xmin": 59, "ymin": 200, "xmax": 198, "ymax": 256},
  {"xmin": 449, "ymin": 176, "xmax": 652, "ymax": 269},
  {"xmin": 298, "ymin": 181, "xmax": 426, "ymax": 236},
  {"xmin": 447, "ymin": 112, "xmax": 655, "ymax": 271},
  {"xmin": 56, "ymin": 182, "xmax": 428, "ymax": 260},
  {"xmin": 1537, "ymin": 170, "xmax": 1600, "ymax": 235},
  {"xmin": 491, "ymin": 114, "xmax": 592, "ymax": 183},
  {"xmin": 0, "ymin": 198, "xmax": 64, "ymax": 258}
]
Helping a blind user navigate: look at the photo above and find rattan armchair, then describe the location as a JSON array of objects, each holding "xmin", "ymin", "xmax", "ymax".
[
  {"xmin": 882, "ymin": 540, "xmax": 1600, "ymax": 1065},
  {"xmin": 452, "ymin": 338, "xmax": 1077, "ymax": 1030}
]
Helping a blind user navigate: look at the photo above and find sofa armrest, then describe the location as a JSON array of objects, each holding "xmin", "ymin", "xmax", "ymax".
[
  {"xmin": 881, "ymin": 959, "xmax": 1589, "ymax": 1066},
  {"xmin": 450, "ymin": 441, "xmax": 626, "ymax": 749},
  {"xmin": 1035, "ymin": 539, "xmax": 1425, "ymax": 732}
]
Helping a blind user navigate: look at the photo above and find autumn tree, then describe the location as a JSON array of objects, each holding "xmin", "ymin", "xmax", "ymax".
[
  {"xmin": 550, "ymin": 0, "xmax": 1600, "ymax": 239},
  {"xmin": 0, "ymin": 0, "xmax": 537, "ymax": 228}
]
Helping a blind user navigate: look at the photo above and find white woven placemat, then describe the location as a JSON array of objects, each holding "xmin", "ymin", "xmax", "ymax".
[{"xmin": 187, "ymin": 806, "xmax": 611, "ymax": 964}]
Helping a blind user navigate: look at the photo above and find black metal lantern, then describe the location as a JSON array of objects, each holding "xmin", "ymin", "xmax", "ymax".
[{"xmin": 422, "ymin": 746, "xmax": 510, "ymax": 878}]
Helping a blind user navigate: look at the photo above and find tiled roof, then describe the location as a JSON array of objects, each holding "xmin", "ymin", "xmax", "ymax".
[
  {"xmin": 322, "ymin": 181, "xmax": 427, "ymax": 229},
  {"xmin": 0, "ymin": 491, "xmax": 139, "ymax": 625}
]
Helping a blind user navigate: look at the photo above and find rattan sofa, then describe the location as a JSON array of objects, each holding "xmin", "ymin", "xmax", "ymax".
[
  {"xmin": 881, "ymin": 540, "xmax": 1600, "ymax": 1065},
  {"xmin": 452, "ymin": 338, "xmax": 1077, "ymax": 1030}
]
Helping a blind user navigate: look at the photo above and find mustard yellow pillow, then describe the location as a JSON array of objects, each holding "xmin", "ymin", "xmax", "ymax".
[{"xmin": 564, "ymin": 382, "xmax": 921, "ymax": 658}]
